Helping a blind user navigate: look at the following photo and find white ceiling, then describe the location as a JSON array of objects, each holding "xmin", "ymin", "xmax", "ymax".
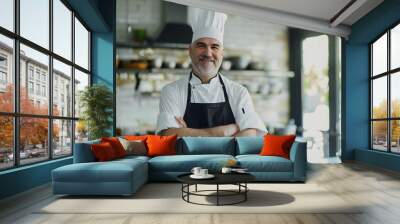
[
  {"xmin": 224, "ymin": 0, "xmax": 353, "ymax": 23},
  {"xmin": 165, "ymin": 0, "xmax": 384, "ymax": 38}
]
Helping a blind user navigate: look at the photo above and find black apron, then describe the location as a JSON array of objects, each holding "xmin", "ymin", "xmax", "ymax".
[{"xmin": 183, "ymin": 73, "xmax": 236, "ymax": 128}]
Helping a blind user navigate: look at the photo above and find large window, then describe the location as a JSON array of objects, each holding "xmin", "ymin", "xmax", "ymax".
[
  {"xmin": 0, "ymin": 0, "xmax": 91, "ymax": 171},
  {"xmin": 371, "ymin": 23, "xmax": 400, "ymax": 153}
]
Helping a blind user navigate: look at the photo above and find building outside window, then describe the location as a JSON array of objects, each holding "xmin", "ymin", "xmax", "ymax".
[
  {"xmin": 0, "ymin": 71, "xmax": 6, "ymax": 82},
  {"xmin": 35, "ymin": 70, "xmax": 40, "ymax": 81},
  {"xmin": 54, "ymin": 89, "xmax": 58, "ymax": 103},
  {"xmin": 0, "ymin": 55, "xmax": 7, "ymax": 90},
  {"xmin": 28, "ymin": 81, "xmax": 34, "ymax": 94},
  {"xmin": 0, "ymin": 72, "xmax": 7, "ymax": 93},
  {"xmin": 42, "ymin": 85, "xmax": 46, "ymax": 97},
  {"xmin": 35, "ymin": 83, "xmax": 40, "ymax": 95},
  {"xmin": 0, "ymin": 55, "xmax": 7, "ymax": 67},
  {"xmin": 28, "ymin": 67, "xmax": 34, "ymax": 80},
  {"xmin": 41, "ymin": 73, "xmax": 46, "ymax": 83}
]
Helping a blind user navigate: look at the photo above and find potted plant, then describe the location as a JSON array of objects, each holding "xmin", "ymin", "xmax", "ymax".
[{"xmin": 79, "ymin": 84, "xmax": 113, "ymax": 140}]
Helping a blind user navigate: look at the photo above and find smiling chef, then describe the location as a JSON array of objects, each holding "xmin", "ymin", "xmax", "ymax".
[{"xmin": 156, "ymin": 7, "xmax": 266, "ymax": 137}]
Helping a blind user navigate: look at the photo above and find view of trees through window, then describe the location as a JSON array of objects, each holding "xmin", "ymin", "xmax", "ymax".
[
  {"xmin": 0, "ymin": 0, "xmax": 90, "ymax": 170},
  {"xmin": 371, "ymin": 23, "xmax": 400, "ymax": 153}
]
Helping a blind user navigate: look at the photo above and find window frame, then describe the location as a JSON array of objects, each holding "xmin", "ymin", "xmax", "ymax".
[
  {"xmin": 370, "ymin": 20, "xmax": 400, "ymax": 154},
  {"xmin": 0, "ymin": 53, "xmax": 7, "ymax": 86},
  {"xmin": 0, "ymin": 0, "xmax": 92, "ymax": 171},
  {"xmin": 0, "ymin": 71, "xmax": 7, "ymax": 85},
  {"xmin": 0, "ymin": 53, "xmax": 7, "ymax": 68}
]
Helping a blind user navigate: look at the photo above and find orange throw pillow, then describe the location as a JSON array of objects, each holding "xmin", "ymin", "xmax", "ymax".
[
  {"xmin": 260, "ymin": 134, "xmax": 296, "ymax": 159},
  {"xmin": 91, "ymin": 142, "xmax": 117, "ymax": 161},
  {"xmin": 146, "ymin": 135, "xmax": 177, "ymax": 157},
  {"xmin": 101, "ymin": 137, "xmax": 126, "ymax": 158}
]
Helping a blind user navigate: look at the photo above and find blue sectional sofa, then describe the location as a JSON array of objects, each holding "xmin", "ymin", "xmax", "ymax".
[{"xmin": 52, "ymin": 137, "xmax": 307, "ymax": 196}]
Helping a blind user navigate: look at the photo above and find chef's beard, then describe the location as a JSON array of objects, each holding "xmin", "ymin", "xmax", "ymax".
[{"xmin": 193, "ymin": 56, "xmax": 222, "ymax": 79}]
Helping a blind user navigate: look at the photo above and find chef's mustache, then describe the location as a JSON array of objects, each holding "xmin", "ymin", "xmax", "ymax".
[{"xmin": 199, "ymin": 55, "xmax": 215, "ymax": 62}]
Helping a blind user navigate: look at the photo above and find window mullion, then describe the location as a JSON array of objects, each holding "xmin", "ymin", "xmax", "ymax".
[
  {"xmin": 88, "ymin": 31, "xmax": 91, "ymax": 75},
  {"xmin": 370, "ymin": 45, "xmax": 373, "ymax": 149},
  {"xmin": 49, "ymin": 0, "xmax": 53, "ymax": 160},
  {"xmin": 71, "ymin": 11, "xmax": 76, "ymax": 154},
  {"xmin": 388, "ymin": 30, "xmax": 392, "ymax": 152},
  {"xmin": 13, "ymin": 0, "xmax": 20, "ymax": 167}
]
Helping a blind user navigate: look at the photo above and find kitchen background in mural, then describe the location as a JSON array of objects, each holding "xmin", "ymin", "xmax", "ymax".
[{"xmin": 116, "ymin": 0, "xmax": 292, "ymax": 135}]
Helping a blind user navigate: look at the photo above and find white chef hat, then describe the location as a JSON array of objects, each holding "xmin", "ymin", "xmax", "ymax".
[{"xmin": 188, "ymin": 7, "xmax": 227, "ymax": 45}]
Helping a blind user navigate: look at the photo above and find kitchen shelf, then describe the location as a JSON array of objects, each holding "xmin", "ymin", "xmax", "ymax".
[
  {"xmin": 223, "ymin": 70, "xmax": 294, "ymax": 78},
  {"xmin": 117, "ymin": 42, "xmax": 189, "ymax": 49},
  {"xmin": 117, "ymin": 68, "xmax": 189, "ymax": 74},
  {"xmin": 116, "ymin": 68, "xmax": 294, "ymax": 78},
  {"xmin": 116, "ymin": 45, "xmax": 293, "ymax": 78}
]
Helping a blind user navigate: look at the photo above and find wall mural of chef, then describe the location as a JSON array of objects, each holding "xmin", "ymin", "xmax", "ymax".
[
  {"xmin": 116, "ymin": 0, "xmax": 290, "ymax": 136},
  {"xmin": 156, "ymin": 8, "xmax": 266, "ymax": 137}
]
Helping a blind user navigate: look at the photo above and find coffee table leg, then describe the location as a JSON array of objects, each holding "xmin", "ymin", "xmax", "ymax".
[
  {"xmin": 182, "ymin": 184, "xmax": 189, "ymax": 202},
  {"xmin": 245, "ymin": 183, "xmax": 247, "ymax": 201},
  {"xmin": 188, "ymin": 184, "xmax": 190, "ymax": 202},
  {"xmin": 195, "ymin": 184, "xmax": 197, "ymax": 192},
  {"xmin": 217, "ymin": 184, "xmax": 219, "ymax": 206}
]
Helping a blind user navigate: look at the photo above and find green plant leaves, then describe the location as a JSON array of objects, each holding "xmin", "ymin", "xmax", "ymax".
[{"xmin": 79, "ymin": 84, "xmax": 113, "ymax": 140}]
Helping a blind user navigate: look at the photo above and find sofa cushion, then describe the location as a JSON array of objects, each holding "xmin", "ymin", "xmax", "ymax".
[
  {"xmin": 116, "ymin": 155, "xmax": 150, "ymax": 163},
  {"xmin": 73, "ymin": 139, "xmax": 100, "ymax": 163},
  {"xmin": 148, "ymin": 154, "xmax": 235, "ymax": 172},
  {"xmin": 52, "ymin": 158, "xmax": 147, "ymax": 183},
  {"xmin": 180, "ymin": 137, "xmax": 235, "ymax": 155},
  {"xmin": 236, "ymin": 137, "xmax": 263, "ymax": 155},
  {"xmin": 236, "ymin": 155, "xmax": 293, "ymax": 172}
]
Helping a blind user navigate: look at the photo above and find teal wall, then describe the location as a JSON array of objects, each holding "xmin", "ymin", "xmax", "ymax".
[
  {"xmin": 91, "ymin": 0, "xmax": 116, "ymax": 135},
  {"xmin": 355, "ymin": 149, "xmax": 400, "ymax": 172},
  {"xmin": 92, "ymin": 33, "xmax": 114, "ymax": 87},
  {"xmin": 66, "ymin": 0, "xmax": 110, "ymax": 32},
  {"xmin": 344, "ymin": 0, "xmax": 400, "ymax": 171},
  {"xmin": 0, "ymin": 158, "xmax": 72, "ymax": 199},
  {"xmin": 0, "ymin": 0, "xmax": 116, "ymax": 200}
]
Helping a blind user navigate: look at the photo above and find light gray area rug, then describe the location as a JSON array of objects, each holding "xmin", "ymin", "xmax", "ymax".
[{"xmin": 38, "ymin": 183, "xmax": 362, "ymax": 214}]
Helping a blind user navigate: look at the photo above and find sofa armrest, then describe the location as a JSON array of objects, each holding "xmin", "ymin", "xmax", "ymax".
[
  {"xmin": 73, "ymin": 140, "xmax": 100, "ymax": 163},
  {"xmin": 289, "ymin": 138, "xmax": 307, "ymax": 181}
]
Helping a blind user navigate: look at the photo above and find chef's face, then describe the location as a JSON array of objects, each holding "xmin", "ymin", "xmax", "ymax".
[{"xmin": 189, "ymin": 37, "xmax": 223, "ymax": 79}]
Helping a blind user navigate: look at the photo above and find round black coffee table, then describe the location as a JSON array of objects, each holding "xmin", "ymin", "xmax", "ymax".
[{"xmin": 177, "ymin": 173, "xmax": 255, "ymax": 206}]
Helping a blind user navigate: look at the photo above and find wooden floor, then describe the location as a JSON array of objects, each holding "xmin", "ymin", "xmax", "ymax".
[{"xmin": 1, "ymin": 162, "xmax": 400, "ymax": 224}]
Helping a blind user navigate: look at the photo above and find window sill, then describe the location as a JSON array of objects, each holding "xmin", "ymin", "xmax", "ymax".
[{"xmin": 0, "ymin": 156, "xmax": 72, "ymax": 175}]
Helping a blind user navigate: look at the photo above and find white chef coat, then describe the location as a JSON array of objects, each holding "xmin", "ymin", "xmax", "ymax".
[{"xmin": 156, "ymin": 73, "xmax": 267, "ymax": 135}]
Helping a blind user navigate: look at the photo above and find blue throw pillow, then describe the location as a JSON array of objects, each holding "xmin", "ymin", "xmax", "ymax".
[
  {"xmin": 180, "ymin": 137, "xmax": 235, "ymax": 155},
  {"xmin": 236, "ymin": 137, "xmax": 263, "ymax": 155}
]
